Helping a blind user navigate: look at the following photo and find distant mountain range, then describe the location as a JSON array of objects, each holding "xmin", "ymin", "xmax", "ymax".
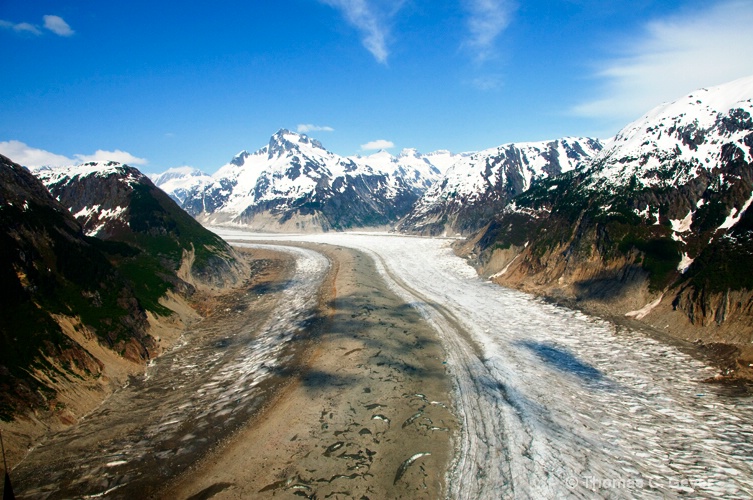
[
  {"xmin": 152, "ymin": 130, "xmax": 467, "ymax": 231},
  {"xmin": 152, "ymin": 130, "xmax": 604, "ymax": 235},
  {"xmin": 397, "ymin": 137, "xmax": 604, "ymax": 235}
]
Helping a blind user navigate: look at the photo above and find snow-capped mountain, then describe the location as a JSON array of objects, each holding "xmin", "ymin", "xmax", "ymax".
[
  {"xmin": 158, "ymin": 130, "xmax": 450, "ymax": 231},
  {"xmin": 33, "ymin": 160, "xmax": 243, "ymax": 286},
  {"xmin": 1, "ymin": 154, "xmax": 154, "ymax": 424},
  {"xmin": 349, "ymin": 148, "xmax": 468, "ymax": 192},
  {"xmin": 34, "ymin": 161, "xmax": 146, "ymax": 238},
  {"xmin": 150, "ymin": 166, "xmax": 214, "ymax": 205},
  {"xmin": 585, "ymin": 75, "xmax": 753, "ymax": 193},
  {"xmin": 398, "ymin": 137, "xmax": 604, "ymax": 235},
  {"xmin": 3, "ymin": 153, "xmax": 246, "ymax": 439},
  {"xmin": 470, "ymin": 75, "xmax": 753, "ymax": 346}
]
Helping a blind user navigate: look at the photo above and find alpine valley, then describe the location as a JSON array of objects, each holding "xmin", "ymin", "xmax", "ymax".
[
  {"xmin": 2, "ymin": 74, "xmax": 753, "ymax": 498},
  {"xmin": 151, "ymin": 76, "xmax": 753, "ymax": 374}
]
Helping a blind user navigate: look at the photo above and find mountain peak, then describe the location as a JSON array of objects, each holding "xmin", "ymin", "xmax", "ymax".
[
  {"xmin": 151, "ymin": 166, "xmax": 208, "ymax": 186},
  {"xmin": 267, "ymin": 129, "xmax": 325, "ymax": 158},
  {"xmin": 230, "ymin": 150, "xmax": 250, "ymax": 166},
  {"xmin": 398, "ymin": 148, "xmax": 421, "ymax": 158}
]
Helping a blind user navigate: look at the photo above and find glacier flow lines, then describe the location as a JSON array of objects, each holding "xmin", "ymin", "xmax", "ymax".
[
  {"xmin": 217, "ymin": 230, "xmax": 753, "ymax": 500},
  {"xmin": 12, "ymin": 244, "xmax": 329, "ymax": 499}
]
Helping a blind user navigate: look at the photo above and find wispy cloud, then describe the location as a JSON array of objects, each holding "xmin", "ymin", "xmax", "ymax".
[
  {"xmin": 0, "ymin": 14, "xmax": 74, "ymax": 37},
  {"xmin": 319, "ymin": 0, "xmax": 404, "ymax": 64},
  {"xmin": 0, "ymin": 20, "xmax": 43, "ymax": 35},
  {"xmin": 462, "ymin": 0, "xmax": 517, "ymax": 62},
  {"xmin": 572, "ymin": 1, "xmax": 753, "ymax": 122},
  {"xmin": 0, "ymin": 140, "xmax": 147, "ymax": 168},
  {"xmin": 75, "ymin": 150, "xmax": 148, "ymax": 166},
  {"xmin": 361, "ymin": 139, "xmax": 394, "ymax": 150},
  {"xmin": 43, "ymin": 15, "xmax": 74, "ymax": 37},
  {"xmin": 297, "ymin": 124, "xmax": 335, "ymax": 133}
]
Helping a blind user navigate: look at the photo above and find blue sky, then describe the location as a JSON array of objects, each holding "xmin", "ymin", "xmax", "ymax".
[{"xmin": 2, "ymin": 0, "xmax": 753, "ymax": 174}]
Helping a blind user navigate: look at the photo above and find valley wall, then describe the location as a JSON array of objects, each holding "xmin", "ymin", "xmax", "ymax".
[{"xmin": 459, "ymin": 231, "xmax": 753, "ymax": 381}]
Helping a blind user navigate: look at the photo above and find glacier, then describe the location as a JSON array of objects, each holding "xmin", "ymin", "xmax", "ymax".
[{"xmin": 216, "ymin": 229, "xmax": 753, "ymax": 499}]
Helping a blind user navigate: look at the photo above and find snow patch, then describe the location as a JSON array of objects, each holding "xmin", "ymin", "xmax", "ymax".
[
  {"xmin": 490, "ymin": 255, "xmax": 520, "ymax": 279},
  {"xmin": 671, "ymin": 210, "xmax": 694, "ymax": 233},
  {"xmin": 677, "ymin": 253, "xmax": 694, "ymax": 273},
  {"xmin": 73, "ymin": 205, "xmax": 101, "ymax": 219},
  {"xmin": 719, "ymin": 191, "xmax": 753, "ymax": 230},
  {"xmin": 653, "ymin": 209, "xmax": 661, "ymax": 225},
  {"xmin": 625, "ymin": 295, "xmax": 664, "ymax": 320}
]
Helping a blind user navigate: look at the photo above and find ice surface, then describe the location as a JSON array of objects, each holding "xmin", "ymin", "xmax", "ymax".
[{"xmin": 216, "ymin": 229, "xmax": 753, "ymax": 499}]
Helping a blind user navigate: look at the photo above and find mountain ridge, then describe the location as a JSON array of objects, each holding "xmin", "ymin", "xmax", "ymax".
[
  {"xmin": 398, "ymin": 136, "xmax": 604, "ymax": 236},
  {"xmin": 154, "ymin": 129, "xmax": 454, "ymax": 232},
  {"xmin": 464, "ymin": 75, "xmax": 753, "ymax": 375},
  {"xmin": 153, "ymin": 129, "xmax": 603, "ymax": 235}
]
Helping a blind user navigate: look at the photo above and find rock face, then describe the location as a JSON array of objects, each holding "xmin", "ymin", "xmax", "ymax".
[
  {"xmin": 0, "ymin": 155, "xmax": 153, "ymax": 424},
  {"xmin": 398, "ymin": 137, "xmax": 604, "ymax": 236},
  {"xmin": 157, "ymin": 130, "xmax": 450, "ymax": 232},
  {"xmin": 468, "ymin": 76, "xmax": 753, "ymax": 354},
  {"xmin": 0, "ymin": 155, "xmax": 246, "ymax": 438},
  {"xmin": 35, "ymin": 161, "xmax": 244, "ymax": 288}
]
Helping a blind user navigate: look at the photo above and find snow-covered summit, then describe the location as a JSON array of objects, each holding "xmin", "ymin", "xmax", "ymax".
[
  {"xmin": 150, "ymin": 166, "xmax": 208, "ymax": 185},
  {"xmin": 32, "ymin": 161, "xmax": 153, "ymax": 237},
  {"xmin": 588, "ymin": 75, "xmax": 753, "ymax": 190},
  {"xmin": 350, "ymin": 148, "xmax": 443, "ymax": 192},
  {"xmin": 151, "ymin": 166, "xmax": 215, "ymax": 206},
  {"xmin": 34, "ymin": 161, "xmax": 146, "ymax": 188},
  {"xmin": 265, "ymin": 128, "xmax": 326, "ymax": 158},
  {"xmin": 399, "ymin": 137, "xmax": 604, "ymax": 235},
  {"xmin": 161, "ymin": 129, "xmax": 438, "ymax": 231}
]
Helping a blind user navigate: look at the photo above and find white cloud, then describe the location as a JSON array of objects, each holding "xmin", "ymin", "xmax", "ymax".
[
  {"xmin": 75, "ymin": 150, "xmax": 148, "ymax": 166},
  {"xmin": 462, "ymin": 0, "xmax": 516, "ymax": 62},
  {"xmin": 572, "ymin": 1, "xmax": 753, "ymax": 122},
  {"xmin": 43, "ymin": 15, "xmax": 74, "ymax": 36},
  {"xmin": 0, "ymin": 140, "xmax": 73, "ymax": 167},
  {"xmin": 360, "ymin": 139, "xmax": 395, "ymax": 150},
  {"xmin": 297, "ymin": 124, "xmax": 335, "ymax": 133},
  {"xmin": 1, "ymin": 15, "xmax": 73, "ymax": 37},
  {"xmin": 319, "ymin": 0, "xmax": 404, "ymax": 64},
  {"xmin": 0, "ymin": 140, "xmax": 148, "ymax": 168},
  {"xmin": 0, "ymin": 19, "xmax": 43, "ymax": 35}
]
